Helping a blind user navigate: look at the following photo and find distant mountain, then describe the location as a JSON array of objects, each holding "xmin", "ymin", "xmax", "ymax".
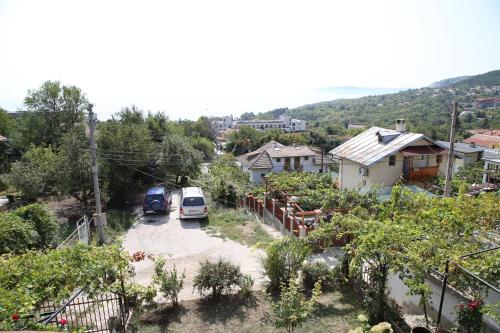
[
  {"xmin": 429, "ymin": 70, "xmax": 500, "ymax": 88},
  {"xmin": 450, "ymin": 70, "xmax": 500, "ymax": 88},
  {"xmin": 429, "ymin": 76, "xmax": 471, "ymax": 88}
]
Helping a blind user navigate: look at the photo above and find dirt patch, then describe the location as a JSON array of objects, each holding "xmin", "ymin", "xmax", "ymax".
[{"xmin": 128, "ymin": 287, "xmax": 362, "ymax": 333}]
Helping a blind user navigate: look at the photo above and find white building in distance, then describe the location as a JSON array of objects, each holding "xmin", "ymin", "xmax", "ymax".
[{"xmin": 213, "ymin": 115, "xmax": 306, "ymax": 134}]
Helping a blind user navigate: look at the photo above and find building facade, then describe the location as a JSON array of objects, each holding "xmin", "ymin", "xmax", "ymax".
[{"xmin": 213, "ymin": 115, "xmax": 306, "ymax": 134}]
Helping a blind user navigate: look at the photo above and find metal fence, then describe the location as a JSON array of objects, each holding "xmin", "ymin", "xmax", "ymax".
[
  {"xmin": 58, "ymin": 216, "xmax": 91, "ymax": 248},
  {"xmin": 38, "ymin": 288, "xmax": 129, "ymax": 333}
]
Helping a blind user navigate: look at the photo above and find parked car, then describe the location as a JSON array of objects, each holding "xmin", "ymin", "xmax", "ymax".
[
  {"xmin": 179, "ymin": 187, "xmax": 208, "ymax": 220},
  {"xmin": 143, "ymin": 187, "xmax": 171, "ymax": 214}
]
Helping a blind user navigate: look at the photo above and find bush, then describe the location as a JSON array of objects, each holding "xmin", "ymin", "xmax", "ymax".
[
  {"xmin": 268, "ymin": 278, "xmax": 321, "ymax": 333},
  {"xmin": 193, "ymin": 257, "xmax": 243, "ymax": 299},
  {"xmin": 239, "ymin": 274, "xmax": 255, "ymax": 298},
  {"xmin": 260, "ymin": 237, "xmax": 311, "ymax": 291},
  {"xmin": 0, "ymin": 212, "xmax": 38, "ymax": 254},
  {"xmin": 106, "ymin": 210, "xmax": 135, "ymax": 231},
  {"xmin": 153, "ymin": 257, "xmax": 185, "ymax": 306},
  {"xmin": 13, "ymin": 204, "xmax": 59, "ymax": 249},
  {"xmin": 302, "ymin": 261, "xmax": 333, "ymax": 291}
]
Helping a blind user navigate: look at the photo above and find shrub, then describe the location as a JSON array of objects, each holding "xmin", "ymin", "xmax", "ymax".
[
  {"xmin": 0, "ymin": 212, "xmax": 38, "ymax": 254},
  {"xmin": 260, "ymin": 237, "xmax": 311, "ymax": 291},
  {"xmin": 13, "ymin": 204, "xmax": 59, "ymax": 249},
  {"xmin": 455, "ymin": 299, "xmax": 484, "ymax": 333},
  {"xmin": 268, "ymin": 278, "xmax": 321, "ymax": 333},
  {"xmin": 193, "ymin": 257, "xmax": 243, "ymax": 299},
  {"xmin": 239, "ymin": 274, "xmax": 255, "ymax": 298},
  {"xmin": 153, "ymin": 257, "xmax": 185, "ymax": 306},
  {"xmin": 106, "ymin": 210, "xmax": 135, "ymax": 231},
  {"xmin": 302, "ymin": 261, "xmax": 333, "ymax": 291}
]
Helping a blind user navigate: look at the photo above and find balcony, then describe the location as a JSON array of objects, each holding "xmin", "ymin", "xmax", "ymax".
[{"xmin": 409, "ymin": 165, "xmax": 439, "ymax": 180}]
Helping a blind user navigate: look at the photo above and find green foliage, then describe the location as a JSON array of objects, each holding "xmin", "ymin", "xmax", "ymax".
[
  {"xmin": 197, "ymin": 155, "xmax": 250, "ymax": 207},
  {"xmin": 455, "ymin": 299, "xmax": 484, "ymax": 333},
  {"xmin": 158, "ymin": 134, "xmax": 204, "ymax": 183},
  {"xmin": 9, "ymin": 145, "xmax": 59, "ymax": 199},
  {"xmin": 268, "ymin": 278, "xmax": 321, "ymax": 333},
  {"xmin": 0, "ymin": 244, "xmax": 131, "ymax": 321},
  {"xmin": 193, "ymin": 257, "xmax": 243, "ymax": 299},
  {"xmin": 56, "ymin": 125, "xmax": 93, "ymax": 208},
  {"xmin": 454, "ymin": 161, "xmax": 485, "ymax": 184},
  {"xmin": 153, "ymin": 257, "xmax": 185, "ymax": 306},
  {"xmin": 0, "ymin": 212, "xmax": 38, "ymax": 254},
  {"xmin": 239, "ymin": 274, "xmax": 255, "ymax": 298},
  {"xmin": 13, "ymin": 204, "xmax": 59, "ymax": 249},
  {"xmin": 302, "ymin": 261, "xmax": 334, "ymax": 291},
  {"xmin": 259, "ymin": 237, "xmax": 311, "ymax": 291},
  {"xmin": 0, "ymin": 108, "xmax": 14, "ymax": 137},
  {"xmin": 21, "ymin": 80, "xmax": 87, "ymax": 147}
]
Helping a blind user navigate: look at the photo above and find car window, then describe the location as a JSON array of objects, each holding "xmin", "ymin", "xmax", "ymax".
[
  {"xmin": 182, "ymin": 197, "xmax": 205, "ymax": 206},
  {"xmin": 146, "ymin": 194, "xmax": 164, "ymax": 202}
]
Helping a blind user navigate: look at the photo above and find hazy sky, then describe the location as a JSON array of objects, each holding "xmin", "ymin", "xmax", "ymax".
[{"xmin": 1, "ymin": 0, "xmax": 499, "ymax": 119}]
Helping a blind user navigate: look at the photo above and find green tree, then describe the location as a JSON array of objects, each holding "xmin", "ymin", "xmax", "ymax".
[
  {"xmin": 97, "ymin": 119, "xmax": 154, "ymax": 204},
  {"xmin": 153, "ymin": 257, "xmax": 185, "ymax": 307},
  {"xmin": 259, "ymin": 237, "xmax": 311, "ymax": 291},
  {"xmin": 22, "ymin": 81, "xmax": 87, "ymax": 147},
  {"xmin": 158, "ymin": 134, "xmax": 203, "ymax": 184},
  {"xmin": 56, "ymin": 126, "xmax": 93, "ymax": 210},
  {"xmin": 0, "ymin": 212, "xmax": 38, "ymax": 254},
  {"xmin": 13, "ymin": 204, "xmax": 59, "ymax": 249},
  {"xmin": 9, "ymin": 145, "xmax": 59, "ymax": 199},
  {"xmin": 0, "ymin": 108, "xmax": 14, "ymax": 137},
  {"xmin": 268, "ymin": 279, "xmax": 321, "ymax": 333}
]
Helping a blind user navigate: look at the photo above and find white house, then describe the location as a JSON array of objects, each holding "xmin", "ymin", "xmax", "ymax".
[
  {"xmin": 236, "ymin": 140, "xmax": 335, "ymax": 183},
  {"xmin": 436, "ymin": 141, "xmax": 484, "ymax": 173},
  {"xmin": 482, "ymin": 149, "xmax": 500, "ymax": 184},
  {"xmin": 329, "ymin": 120, "xmax": 449, "ymax": 190}
]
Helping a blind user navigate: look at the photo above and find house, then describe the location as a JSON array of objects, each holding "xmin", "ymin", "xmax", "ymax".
[
  {"xmin": 235, "ymin": 140, "xmax": 335, "ymax": 183},
  {"xmin": 436, "ymin": 141, "xmax": 484, "ymax": 173},
  {"xmin": 212, "ymin": 115, "xmax": 307, "ymax": 135},
  {"xmin": 463, "ymin": 131, "xmax": 500, "ymax": 149},
  {"xmin": 482, "ymin": 149, "xmax": 500, "ymax": 184},
  {"xmin": 348, "ymin": 123, "xmax": 367, "ymax": 130},
  {"xmin": 329, "ymin": 120, "xmax": 449, "ymax": 190}
]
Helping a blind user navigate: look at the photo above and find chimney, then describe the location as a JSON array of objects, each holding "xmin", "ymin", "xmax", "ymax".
[
  {"xmin": 395, "ymin": 119, "xmax": 406, "ymax": 132},
  {"xmin": 470, "ymin": 142, "xmax": 476, "ymax": 148}
]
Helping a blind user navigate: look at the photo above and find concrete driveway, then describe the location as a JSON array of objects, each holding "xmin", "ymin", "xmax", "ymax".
[{"xmin": 122, "ymin": 191, "xmax": 265, "ymax": 301}]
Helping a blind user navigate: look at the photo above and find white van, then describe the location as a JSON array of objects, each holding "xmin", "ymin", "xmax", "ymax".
[{"xmin": 179, "ymin": 187, "xmax": 208, "ymax": 220}]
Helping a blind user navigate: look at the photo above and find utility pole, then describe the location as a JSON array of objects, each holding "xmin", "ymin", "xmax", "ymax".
[
  {"xmin": 88, "ymin": 104, "xmax": 106, "ymax": 245},
  {"xmin": 444, "ymin": 101, "xmax": 458, "ymax": 197}
]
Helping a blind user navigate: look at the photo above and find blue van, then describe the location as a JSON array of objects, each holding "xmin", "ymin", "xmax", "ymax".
[{"xmin": 143, "ymin": 187, "xmax": 171, "ymax": 214}]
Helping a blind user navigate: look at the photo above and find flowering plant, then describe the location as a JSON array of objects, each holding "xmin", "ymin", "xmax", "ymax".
[{"xmin": 455, "ymin": 299, "xmax": 484, "ymax": 333}]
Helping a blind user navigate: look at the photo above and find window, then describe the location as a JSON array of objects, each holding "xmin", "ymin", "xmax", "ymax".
[
  {"xmin": 358, "ymin": 167, "xmax": 369, "ymax": 176},
  {"xmin": 436, "ymin": 155, "xmax": 442, "ymax": 164},
  {"xmin": 261, "ymin": 173, "xmax": 265, "ymax": 178},
  {"xmin": 304, "ymin": 156, "xmax": 309, "ymax": 160},
  {"xmin": 362, "ymin": 180, "xmax": 367, "ymax": 186},
  {"xmin": 276, "ymin": 158, "xmax": 281, "ymax": 162},
  {"xmin": 389, "ymin": 155, "xmax": 396, "ymax": 166},
  {"xmin": 182, "ymin": 197, "xmax": 205, "ymax": 206}
]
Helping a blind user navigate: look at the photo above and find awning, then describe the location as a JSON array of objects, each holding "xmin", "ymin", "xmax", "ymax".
[{"xmin": 400, "ymin": 145, "xmax": 446, "ymax": 157}]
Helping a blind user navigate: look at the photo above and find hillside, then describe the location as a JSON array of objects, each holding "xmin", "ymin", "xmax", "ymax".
[
  {"xmin": 255, "ymin": 70, "xmax": 500, "ymax": 141},
  {"xmin": 429, "ymin": 76, "xmax": 471, "ymax": 88},
  {"xmin": 450, "ymin": 70, "xmax": 500, "ymax": 88}
]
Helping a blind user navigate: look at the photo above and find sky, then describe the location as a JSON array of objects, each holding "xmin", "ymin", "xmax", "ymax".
[{"xmin": 1, "ymin": 0, "xmax": 499, "ymax": 120}]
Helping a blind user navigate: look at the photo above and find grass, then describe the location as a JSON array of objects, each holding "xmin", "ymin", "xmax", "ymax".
[
  {"xmin": 204, "ymin": 208, "xmax": 274, "ymax": 246},
  {"xmin": 103, "ymin": 209, "xmax": 138, "ymax": 243},
  {"xmin": 127, "ymin": 285, "xmax": 363, "ymax": 333}
]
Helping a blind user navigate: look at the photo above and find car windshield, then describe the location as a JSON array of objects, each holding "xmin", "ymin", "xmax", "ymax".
[
  {"xmin": 182, "ymin": 197, "xmax": 204, "ymax": 206},
  {"xmin": 145, "ymin": 194, "xmax": 164, "ymax": 202}
]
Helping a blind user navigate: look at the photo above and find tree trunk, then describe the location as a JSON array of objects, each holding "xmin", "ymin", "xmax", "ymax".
[{"xmin": 378, "ymin": 263, "xmax": 388, "ymax": 322}]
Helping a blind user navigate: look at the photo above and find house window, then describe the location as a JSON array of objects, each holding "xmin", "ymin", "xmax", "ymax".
[
  {"xmin": 261, "ymin": 173, "xmax": 265, "ymax": 178},
  {"xmin": 436, "ymin": 155, "xmax": 442, "ymax": 164},
  {"xmin": 276, "ymin": 158, "xmax": 281, "ymax": 162},
  {"xmin": 362, "ymin": 180, "xmax": 367, "ymax": 186},
  {"xmin": 389, "ymin": 155, "xmax": 396, "ymax": 166},
  {"xmin": 304, "ymin": 156, "xmax": 309, "ymax": 160}
]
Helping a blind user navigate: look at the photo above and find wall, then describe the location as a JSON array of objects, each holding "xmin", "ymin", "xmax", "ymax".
[
  {"xmin": 339, "ymin": 160, "xmax": 364, "ymax": 189},
  {"xmin": 271, "ymin": 155, "xmax": 320, "ymax": 172},
  {"xmin": 367, "ymin": 154, "xmax": 404, "ymax": 188},
  {"xmin": 388, "ymin": 273, "xmax": 499, "ymax": 332}
]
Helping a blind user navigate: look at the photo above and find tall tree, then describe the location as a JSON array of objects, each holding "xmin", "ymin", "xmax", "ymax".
[
  {"xmin": 22, "ymin": 81, "xmax": 87, "ymax": 147},
  {"xmin": 158, "ymin": 134, "xmax": 203, "ymax": 184}
]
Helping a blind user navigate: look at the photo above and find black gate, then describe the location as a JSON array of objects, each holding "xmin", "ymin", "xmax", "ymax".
[{"xmin": 38, "ymin": 288, "xmax": 129, "ymax": 333}]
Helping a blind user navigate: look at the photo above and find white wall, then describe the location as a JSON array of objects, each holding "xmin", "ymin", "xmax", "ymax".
[
  {"xmin": 339, "ymin": 160, "xmax": 365, "ymax": 189},
  {"xmin": 339, "ymin": 155, "xmax": 403, "ymax": 190}
]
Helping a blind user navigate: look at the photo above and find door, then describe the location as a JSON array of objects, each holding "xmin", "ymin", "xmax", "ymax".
[
  {"xmin": 284, "ymin": 157, "xmax": 291, "ymax": 170},
  {"xmin": 403, "ymin": 157, "xmax": 409, "ymax": 179},
  {"xmin": 294, "ymin": 157, "xmax": 301, "ymax": 170}
]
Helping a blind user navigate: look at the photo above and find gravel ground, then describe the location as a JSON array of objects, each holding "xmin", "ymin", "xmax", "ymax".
[{"xmin": 122, "ymin": 191, "xmax": 265, "ymax": 301}]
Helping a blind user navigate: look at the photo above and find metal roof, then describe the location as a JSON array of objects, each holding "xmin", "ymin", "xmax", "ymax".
[
  {"xmin": 329, "ymin": 127, "xmax": 436, "ymax": 167},
  {"xmin": 436, "ymin": 141, "xmax": 485, "ymax": 154}
]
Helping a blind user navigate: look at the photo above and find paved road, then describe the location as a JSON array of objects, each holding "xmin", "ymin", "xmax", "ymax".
[{"xmin": 122, "ymin": 191, "xmax": 265, "ymax": 301}]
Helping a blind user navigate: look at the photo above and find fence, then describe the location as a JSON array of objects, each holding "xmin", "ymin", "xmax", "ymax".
[
  {"xmin": 37, "ymin": 288, "xmax": 130, "ymax": 333},
  {"xmin": 58, "ymin": 215, "xmax": 91, "ymax": 248}
]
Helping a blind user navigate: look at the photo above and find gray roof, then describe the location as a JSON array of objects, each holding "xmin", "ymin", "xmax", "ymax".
[
  {"xmin": 483, "ymin": 149, "xmax": 500, "ymax": 164},
  {"xmin": 436, "ymin": 141, "xmax": 485, "ymax": 154},
  {"xmin": 236, "ymin": 140, "xmax": 331, "ymax": 170},
  {"xmin": 329, "ymin": 126, "xmax": 435, "ymax": 167}
]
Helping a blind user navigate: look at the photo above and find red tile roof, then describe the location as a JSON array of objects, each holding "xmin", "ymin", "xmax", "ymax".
[{"xmin": 463, "ymin": 134, "xmax": 500, "ymax": 149}]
